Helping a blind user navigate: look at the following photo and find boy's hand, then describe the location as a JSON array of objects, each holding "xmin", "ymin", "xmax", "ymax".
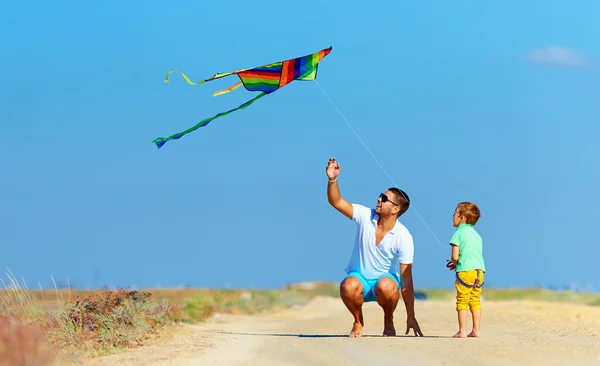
[
  {"xmin": 473, "ymin": 270, "xmax": 481, "ymax": 286},
  {"xmin": 446, "ymin": 260, "xmax": 456, "ymax": 271}
]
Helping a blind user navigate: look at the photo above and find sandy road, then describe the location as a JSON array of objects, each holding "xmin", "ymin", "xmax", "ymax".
[{"xmin": 86, "ymin": 296, "xmax": 600, "ymax": 366}]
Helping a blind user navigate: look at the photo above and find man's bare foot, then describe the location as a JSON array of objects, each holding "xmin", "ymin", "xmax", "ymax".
[
  {"xmin": 452, "ymin": 331, "xmax": 467, "ymax": 338},
  {"xmin": 467, "ymin": 330, "xmax": 480, "ymax": 337},
  {"xmin": 382, "ymin": 322, "xmax": 396, "ymax": 337},
  {"xmin": 349, "ymin": 322, "xmax": 363, "ymax": 337}
]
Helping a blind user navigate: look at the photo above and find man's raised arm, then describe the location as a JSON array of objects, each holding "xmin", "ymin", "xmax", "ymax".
[{"xmin": 326, "ymin": 158, "xmax": 353, "ymax": 220}]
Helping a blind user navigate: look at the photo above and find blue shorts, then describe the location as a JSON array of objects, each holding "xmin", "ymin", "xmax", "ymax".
[{"xmin": 345, "ymin": 271, "xmax": 401, "ymax": 302}]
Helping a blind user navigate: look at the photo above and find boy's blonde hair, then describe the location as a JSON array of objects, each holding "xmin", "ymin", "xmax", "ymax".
[{"xmin": 456, "ymin": 202, "xmax": 481, "ymax": 225}]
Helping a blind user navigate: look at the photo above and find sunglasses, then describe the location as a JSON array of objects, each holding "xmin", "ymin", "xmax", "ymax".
[{"xmin": 379, "ymin": 193, "xmax": 399, "ymax": 207}]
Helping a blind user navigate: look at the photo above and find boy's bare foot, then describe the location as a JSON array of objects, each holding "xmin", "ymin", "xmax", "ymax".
[
  {"xmin": 453, "ymin": 331, "xmax": 467, "ymax": 338},
  {"xmin": 382, "ymin": 322, "xmax": 396, "ymax": 337},
  {"xmin": 349, "ymin": 322, "xmax": 363, "ymax": 337},
  {"xmin": 467, "ymin": 330, "xmax": 480, "ymax": 337}
]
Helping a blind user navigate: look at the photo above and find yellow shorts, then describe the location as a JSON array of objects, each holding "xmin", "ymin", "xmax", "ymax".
[{"xmin": 455, "ymin": 270, "xmax": 484, "ymax": 312}]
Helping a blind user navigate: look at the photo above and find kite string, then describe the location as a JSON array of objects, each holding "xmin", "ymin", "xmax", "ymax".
[{"xmin": 314, "ymin": 80, "xmax": 444, "ymax": 248}]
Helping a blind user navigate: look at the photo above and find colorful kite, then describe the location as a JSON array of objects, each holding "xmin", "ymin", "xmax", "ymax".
[{"xmin": 152, "ymin": 46, "xmax": 333, "ymax": 148}]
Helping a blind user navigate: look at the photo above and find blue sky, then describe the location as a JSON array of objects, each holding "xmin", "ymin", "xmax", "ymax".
[{"xmin": 1, "ymin": 0, "xmax": 598, "ymax": 291}]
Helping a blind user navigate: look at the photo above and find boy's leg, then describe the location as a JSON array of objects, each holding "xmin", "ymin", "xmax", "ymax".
[
  {"xmin": 469, "ymin": 308, "xmax": 481, "ymax": 337},
  {"xmin": 468, "ymin": 272, "xmax": 484, "ymax": 337},
  {"xmin": 454, "ymin": 271, "xmax": 472, "ymax": 338}
]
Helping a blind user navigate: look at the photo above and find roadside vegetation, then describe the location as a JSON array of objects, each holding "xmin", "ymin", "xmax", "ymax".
[
  {"xmin": 1, "ymin": 268, "xmax": 598, "ymax": 365},
  {"xmin": 0, "ymin": 270, "xmax": 337, "ymax": 364}
]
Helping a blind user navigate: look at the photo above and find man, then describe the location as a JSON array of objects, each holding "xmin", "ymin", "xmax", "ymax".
[{"xmin": 326, "ymin": 157, "xmax": 423, "ymax": 338}]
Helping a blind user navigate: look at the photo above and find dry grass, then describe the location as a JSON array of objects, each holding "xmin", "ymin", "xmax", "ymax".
[
  {"xmin": 0, "ymin": 269, "xmax": 45, "ymax": 321},
  {"xmin": 0, "ymin": 315, "xmax": 56, "ymax": 366},
  {"xmin": 0, "ymin": 270, "xmax": 333, "ymax": 363},
  {"xmin": 42, "ymin": 287, "xmax": 181, "ymax": 356},
  {"xmin": 0, "ymin": 269, "xmax": 58, "ymax": 366},
  {"xmin": 0, "ymin": 269, "xmax": 186, "ymax": 363}
]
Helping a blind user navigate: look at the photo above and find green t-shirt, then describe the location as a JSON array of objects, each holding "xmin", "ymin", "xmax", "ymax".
[{"xmin": 450, "ymin": 224, "xmax": 485, "ymax": 272}]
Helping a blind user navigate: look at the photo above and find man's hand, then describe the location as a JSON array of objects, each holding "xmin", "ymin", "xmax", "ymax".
[
  {"xmin": 446, "ymin": 260, "xmax": 456, "ymax": 271},
  {"xmin": 326, "ymin": 157, "xmax": 353, "ymax": 219},
  {"xmin": 326, "ymin": 157, "xmax": 340, "ymax": 180},
  {"xmin": 405, "ymin": 316, "xmax": 424, "ymax": 337}
]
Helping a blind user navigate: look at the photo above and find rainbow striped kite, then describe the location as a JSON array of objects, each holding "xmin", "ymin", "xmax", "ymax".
[{"xmin": 153, "ymin": 46, "xmax": 333, "ymax": 149}]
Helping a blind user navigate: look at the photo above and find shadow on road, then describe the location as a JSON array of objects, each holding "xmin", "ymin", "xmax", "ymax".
[{"xmin": 219, "ymin": 331, "xmax": 450, "ymax": 339}]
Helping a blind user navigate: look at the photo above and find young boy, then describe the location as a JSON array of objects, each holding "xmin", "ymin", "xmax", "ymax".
[{"xmin": 446, "ymin": 202, "xmax": 486, "ymax": 338}]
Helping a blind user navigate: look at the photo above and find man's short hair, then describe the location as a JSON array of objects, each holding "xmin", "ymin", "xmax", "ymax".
[{"xmin": 388, "ymin": 187, "xmax": 410, "ymax": 217}]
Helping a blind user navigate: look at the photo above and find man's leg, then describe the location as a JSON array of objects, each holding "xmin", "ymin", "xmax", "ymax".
[
  {"xmin": 340, "ymin": 274, "xmax": 366, "ymax": 337},
  {"xmin": 373, "ymin": 274, "xmax": 400, "ymax": 336}
]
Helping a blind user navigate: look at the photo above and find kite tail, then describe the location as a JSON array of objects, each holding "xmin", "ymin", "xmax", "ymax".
[
  {"xmin": 213, "ymin": 81, "xmax": 243, "ymax": 96},
  {"xmin": 152, "ymin": 92, "xmax": 267, "ymax": 149},
  {"xmin": 164, "ymin": 70, "xmax": 208, "ymax": 85},
  {"xmin": 164, "ymin": 69, "xmax": 246, "ymax": 85}
]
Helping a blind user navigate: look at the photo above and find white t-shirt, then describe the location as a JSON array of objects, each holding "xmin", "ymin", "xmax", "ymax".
[{"xmin": 344, "ymin": 204, "xmax": 414, "ymax": 280}]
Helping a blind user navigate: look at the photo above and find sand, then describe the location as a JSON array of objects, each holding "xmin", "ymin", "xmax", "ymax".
[{"xmin": 84, "ymin": 296, "xmax": 600, "ymax": 366}]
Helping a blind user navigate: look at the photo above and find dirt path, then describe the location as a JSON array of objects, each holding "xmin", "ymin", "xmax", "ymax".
[{"xmin": 85, "ymin": 296, "xmax": 600, "ymax": 366}]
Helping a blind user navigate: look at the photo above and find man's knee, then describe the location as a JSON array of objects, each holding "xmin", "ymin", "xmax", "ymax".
[
  {"xmin": 374, "ymin": 276, "xmax": 399, "ymax": 299},
  {"xmin": 340, "ymin": 276, "xmax": 363, "ymax": 298}
]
